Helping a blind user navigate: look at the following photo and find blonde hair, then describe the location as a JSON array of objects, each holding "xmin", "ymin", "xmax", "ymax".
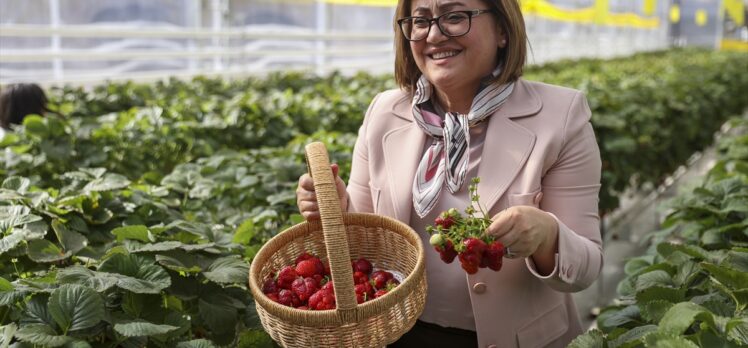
[{"xmin": 393, "ymin": 0, "xmax": 527, "ymax": 92}]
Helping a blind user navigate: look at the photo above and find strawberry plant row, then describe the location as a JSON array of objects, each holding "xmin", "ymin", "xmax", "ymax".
[{"xmin": 569, "ymin": 117, "xmax": 748, "ymax": 348}]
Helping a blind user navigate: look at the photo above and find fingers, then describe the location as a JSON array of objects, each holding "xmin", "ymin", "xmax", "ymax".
[
  {"xmin": 486, "ymin": 207, "xmax": 534, "ymax": 258},
  {"xmin": 296, "ymin": 164, "xmax": 347, "ymax": 220}
]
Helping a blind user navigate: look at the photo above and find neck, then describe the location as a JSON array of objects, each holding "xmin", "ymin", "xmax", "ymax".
[{"xmin": 433, "ymin": 83, "xmax": 479, "ymax": 114}]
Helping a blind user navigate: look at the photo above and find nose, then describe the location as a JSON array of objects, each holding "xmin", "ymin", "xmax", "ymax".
[{"xmin": 426, "ymin": 20, "xmax": 448, "ymax": 43}]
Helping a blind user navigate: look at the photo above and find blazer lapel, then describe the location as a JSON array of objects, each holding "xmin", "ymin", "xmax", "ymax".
[
  {"xmin": 477, "ymin": 80, "xmax": 542, "ymax": 212},
  {"xmin": 383, "ymin": 97, "xmax": 425, "ymax": 223}
]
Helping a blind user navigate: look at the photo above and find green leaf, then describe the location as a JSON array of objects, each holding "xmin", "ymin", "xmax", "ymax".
[
  {"xmin": 723, "ymin": 251, "xmax": 748, "ymax": 273},
  {"xmin": 83, "ymin": 173, "xmax": 130, "ymax": 192},
  {"xmin": 23, "ymin": 115, "xmax": 49, "ymax": 137},
  {"xmin": 643, "ymin": 332, "xmax": 699, "ymax": 348},
  {"xmin": 1, "ymin": 176, "xmax": 30, "ymax": 193},
  {"xmin": 237, "ymin": 329, "xmax": 276, "ymax": 348},
  {"xmin": 56, "ymin": 266, "xmax": 119, "ymax": 292},
  {"xmin": 155, "ymin": 254, "xmax": 203, "ymax": 274},
  {"xmin": 640, "ymin": 300, "xmax": 673, "ymax": 324},
  {"xmin": 657, "ymin": 243, "xmax": 709, "ymax": 260},
  {"xmin": 624, "ymin": 257, "xmax": 651, "ymax": 276},
  {"xmin": 52, "ymin": 220, "xmax": 88, "ymax": 254},
  {"xmin": 198, "ymin": 291, "xmax": 238, "ymax": 335},
  {"xmin": 112, "ymin": 225, "xmax": 153, "ymax": 243},
  {"xmin": 601, "ymin": 305, "xmax": 641, "ymax": 329},
  {"xmin": 175, "ymin": 339, "xmax": 217, "ymax": 348},
  {"xmin": 635, "ymin": 270, "xmax": 673, "ymax": 291},
  {"xmin": 125, "ymin": 240, "xmax": 183, "ymax": 253},
  {"xmin": 113, "ymin": 320, "xmax": 179, "ymax": 337},
  {"xmin": 232, "ymin": 219, "xmax": 255, "ymax": 245},
  {"xmin": 0, "ymin": 277, "xmax": 19, "ymax": 306},
  {"xmin": 203, "ymin": 256, "xmax": 249, "ymax": 285},
  {"xmin": 658, "ymin": 302, "xmax": 714, "ymax": 336},
  {"xmin": 701, "ymin": 262, "xmax": 748, "ymax": 289},
  {"xmin": 608, "ymin": 324, "xmax": 656, "ymax": 348},
  {"xmin": 22, "ymin": 294, "xmax": 55, "ymax": 327},
  {"xmin": 48, "ymin": 284, "xmax": 105, "ymax": 333},
  {"xmin": 0, "ymin": 230, "xmax": 26, "ymax": 254},
  {"xmin": 0, "ymin": 323, "xmax": 18, "ymax": 347},
  {"xmin": 15, "ymin": 323, "xmax": 70, "ymax": 347},
  {"xmin": 636, "ymin": 285, "xmax": 685, "ymax": 304},
  {"xmin": 27, "ymin": 239, "xmax": 71, "ymax": 262},
  {"xmin": 98, "ymin": 254, "xmax": 171, "ymax": 294},
  {"xmin": 566, "ymin": 328, "xmax": 605, "ymax": 348},
  {"xmin": 727, "ymin": 317, "xmax": 748, "ymax": 345}
]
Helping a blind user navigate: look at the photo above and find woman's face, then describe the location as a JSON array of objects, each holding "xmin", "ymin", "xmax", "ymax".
[{"xmin": 407, "ymin": 0, "xmax": 503, "ymax": 93}]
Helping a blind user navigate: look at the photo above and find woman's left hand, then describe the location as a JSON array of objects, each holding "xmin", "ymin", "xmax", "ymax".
[{"xmin": 485, "ymin": 206, "xmax": 559, "ymax": 259}]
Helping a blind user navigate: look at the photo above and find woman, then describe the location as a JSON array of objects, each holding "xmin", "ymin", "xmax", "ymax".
[{"xmin": 297, "ymin": 0, "xmax": 602, "ymax": 347}]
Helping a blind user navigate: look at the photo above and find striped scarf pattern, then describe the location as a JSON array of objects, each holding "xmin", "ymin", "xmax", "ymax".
[{"xmin": 411, "ymin": 67, "xmax": 515, "ymax": 218}]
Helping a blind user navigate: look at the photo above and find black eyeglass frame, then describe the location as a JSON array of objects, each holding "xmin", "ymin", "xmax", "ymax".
[{"xmin": 397, "ymin": 9, "xmax": 494, "ymax": 41}]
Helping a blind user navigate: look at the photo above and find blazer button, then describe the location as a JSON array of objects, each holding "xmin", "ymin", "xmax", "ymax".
[{"xmin": 472, "ymin": 282, "xmax": 487, "ymax": 294}]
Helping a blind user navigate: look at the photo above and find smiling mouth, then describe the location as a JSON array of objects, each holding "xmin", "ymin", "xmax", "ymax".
[{"xmin": 429, "ymin": 50, "xmax": 461, "ymax": 60}]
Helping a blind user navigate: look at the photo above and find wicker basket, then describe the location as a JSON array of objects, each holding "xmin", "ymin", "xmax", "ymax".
[{"xmin": 248, "ymin": 142, "xmax": 427, "ymax": 347}]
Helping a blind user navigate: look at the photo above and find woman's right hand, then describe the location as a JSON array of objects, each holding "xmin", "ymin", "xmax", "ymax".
[{"xmin": 296, "ymin": 163, "xmax": 349, "ymax": 220}]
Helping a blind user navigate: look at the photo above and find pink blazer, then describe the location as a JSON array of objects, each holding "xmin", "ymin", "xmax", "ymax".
[{"xmin": 346, "ymin": 79, "xmax": 603, "ymax": 348}]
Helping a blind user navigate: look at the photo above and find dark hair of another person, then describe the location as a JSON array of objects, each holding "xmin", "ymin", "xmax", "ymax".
[{"xmin": 0, "ymin": 83, "xmax": 49, "ymax": 130}]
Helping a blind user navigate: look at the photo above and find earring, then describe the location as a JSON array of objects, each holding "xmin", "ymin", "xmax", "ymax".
[{"xmin": 500, "ymin": 39, "xmax": 507, "ymax": 46}]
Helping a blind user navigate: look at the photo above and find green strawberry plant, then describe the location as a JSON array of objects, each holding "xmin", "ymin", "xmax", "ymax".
[{"xmin": 569, "ymin": 117, "xmax": 748, "ymax": 348}]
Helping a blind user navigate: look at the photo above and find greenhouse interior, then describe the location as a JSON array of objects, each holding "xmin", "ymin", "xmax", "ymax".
[{"xmin": 0, "ymin": 0, "xmax": 747, "ymax": 347}]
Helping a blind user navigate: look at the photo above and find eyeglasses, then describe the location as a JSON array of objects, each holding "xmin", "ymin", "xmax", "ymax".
[{"xmin": 397, "ymin": 9, "xmax": 493, "ymax": 41}]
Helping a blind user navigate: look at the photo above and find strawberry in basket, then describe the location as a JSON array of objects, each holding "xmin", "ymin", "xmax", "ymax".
[
  {"xmin": 427, "ymin": 178, "xmax": 506, "ymax": 274},
  {"xmin": 261, "ymin": 253, "xmax": 399, "ymax": 309}
]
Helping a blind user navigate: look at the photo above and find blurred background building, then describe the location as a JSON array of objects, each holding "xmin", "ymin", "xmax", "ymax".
[{"xmin": 0, "ymin": 0, "xmax": 746, "ymax": 86}]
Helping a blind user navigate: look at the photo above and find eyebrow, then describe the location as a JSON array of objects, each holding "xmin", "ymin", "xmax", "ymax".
[{"xmin": 412, "ymin": 1, "xmax": 466, "ymax": 15}]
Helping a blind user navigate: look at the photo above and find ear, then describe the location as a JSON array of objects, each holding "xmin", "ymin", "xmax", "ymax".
[{"xmin": 497, "ymin": 28, "xmax": 507, "ymax": 48}]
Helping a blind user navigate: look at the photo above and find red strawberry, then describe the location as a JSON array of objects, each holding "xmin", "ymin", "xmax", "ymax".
[
  {"xmin": 437, "ymin": 239, "xmax": 458, "ymax": 264},
  {"xmin": 296, "ymin": 258, "xmax": 323, "ymax": 278},
  {"xmin": 373, "ymin": 289, "xmax": 389, "ymax": 298},
  {"xmin": 353, "ymin": 271, "xmax": 369, "ymax": 285},
  {"xmin": 323, "ymin": 261, "xmax": 331, "ymax": 276},
  {"xmin": 262, "ymin": 276, "xmax": 278, "ymax": 294},
  {"xmin": 464, "ymin": 237, "xmax": 487, "ymax": 255},
  {"xmin": 354, "ymin": 282, "xmax": 374, "ymax": 303},
  {"xmin": 266, "ymin": 292, "xmax": 279, "ymax": 303},
  {"xmin": 458, "ymin": 252, "xmax": 480, "ymax": 274},
  {"xmin": 483, "ymin": 240, "xmax": 504, "ymax": 271},
  {"xmin": 278, "ymin": 289, "xmax": 301, "ymax": 307},
  {"xmin": 386, "ymin": 277, "xmax": 400, "ymax": 287},
  {"xmin": 321, "ymin": 280, "xmax": 334, "ymax": 293},
  {"xmin": 352, "ymin": 258, "xmax": 373, "ymax": 275},
  {"xmin": 371, "ymin": 270, "xmax": 394, "ymax": 290},
  {"xmin": 309, "ymin": 289, "xmax": 336, "ymax": 310},
  {"xmin": 291, "ymin": 277, "xmax": 319, "ymax": 302},
  {"xmin": 277, "ymin": 266, "xmax": 299, "ymax": 289},
  {"xmin": 295, "ymin": 252, "xmax": 315, "ymax": 265}
]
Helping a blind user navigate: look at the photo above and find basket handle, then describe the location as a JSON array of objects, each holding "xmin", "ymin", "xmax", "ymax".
[{"xmin": 305, "ymin": 142, "xmax": 358, "ymax": 314}]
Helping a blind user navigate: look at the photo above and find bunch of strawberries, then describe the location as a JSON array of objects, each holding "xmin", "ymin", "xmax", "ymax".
[
  {"xmin": 427, "ymin": 178, "xmax": 506, "ymax": 274},
  {"xmin": 261, "ymin": 252, "xmax": 399, "ymax": 310}
]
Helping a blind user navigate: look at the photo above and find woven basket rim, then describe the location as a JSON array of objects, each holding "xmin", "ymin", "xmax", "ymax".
[{"xmin": 248, "ymin": 212, "xmax": 426, "ymax": 326}]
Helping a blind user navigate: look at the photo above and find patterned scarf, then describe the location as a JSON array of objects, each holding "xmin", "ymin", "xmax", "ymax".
[{"xmin": 411, "ymin": 66, "xmax": 515, "ymax": 218}]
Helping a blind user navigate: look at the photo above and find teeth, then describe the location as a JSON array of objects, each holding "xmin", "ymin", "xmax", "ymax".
[{"xmin": 432, "ymin": 51, "xmax": 458, "ymax": 59}]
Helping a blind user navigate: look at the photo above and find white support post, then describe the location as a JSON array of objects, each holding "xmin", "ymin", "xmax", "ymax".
[
  {"xmin": 315, "ymin": 0, "xmax": 327, "ymax": 76},
  {"xmin": 211, "ymin": 0, "xmax": 225, "ymax": 71},
  {"xmin": 49, "ymin": 0, "xmax": 63, "ymax": 82}
]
